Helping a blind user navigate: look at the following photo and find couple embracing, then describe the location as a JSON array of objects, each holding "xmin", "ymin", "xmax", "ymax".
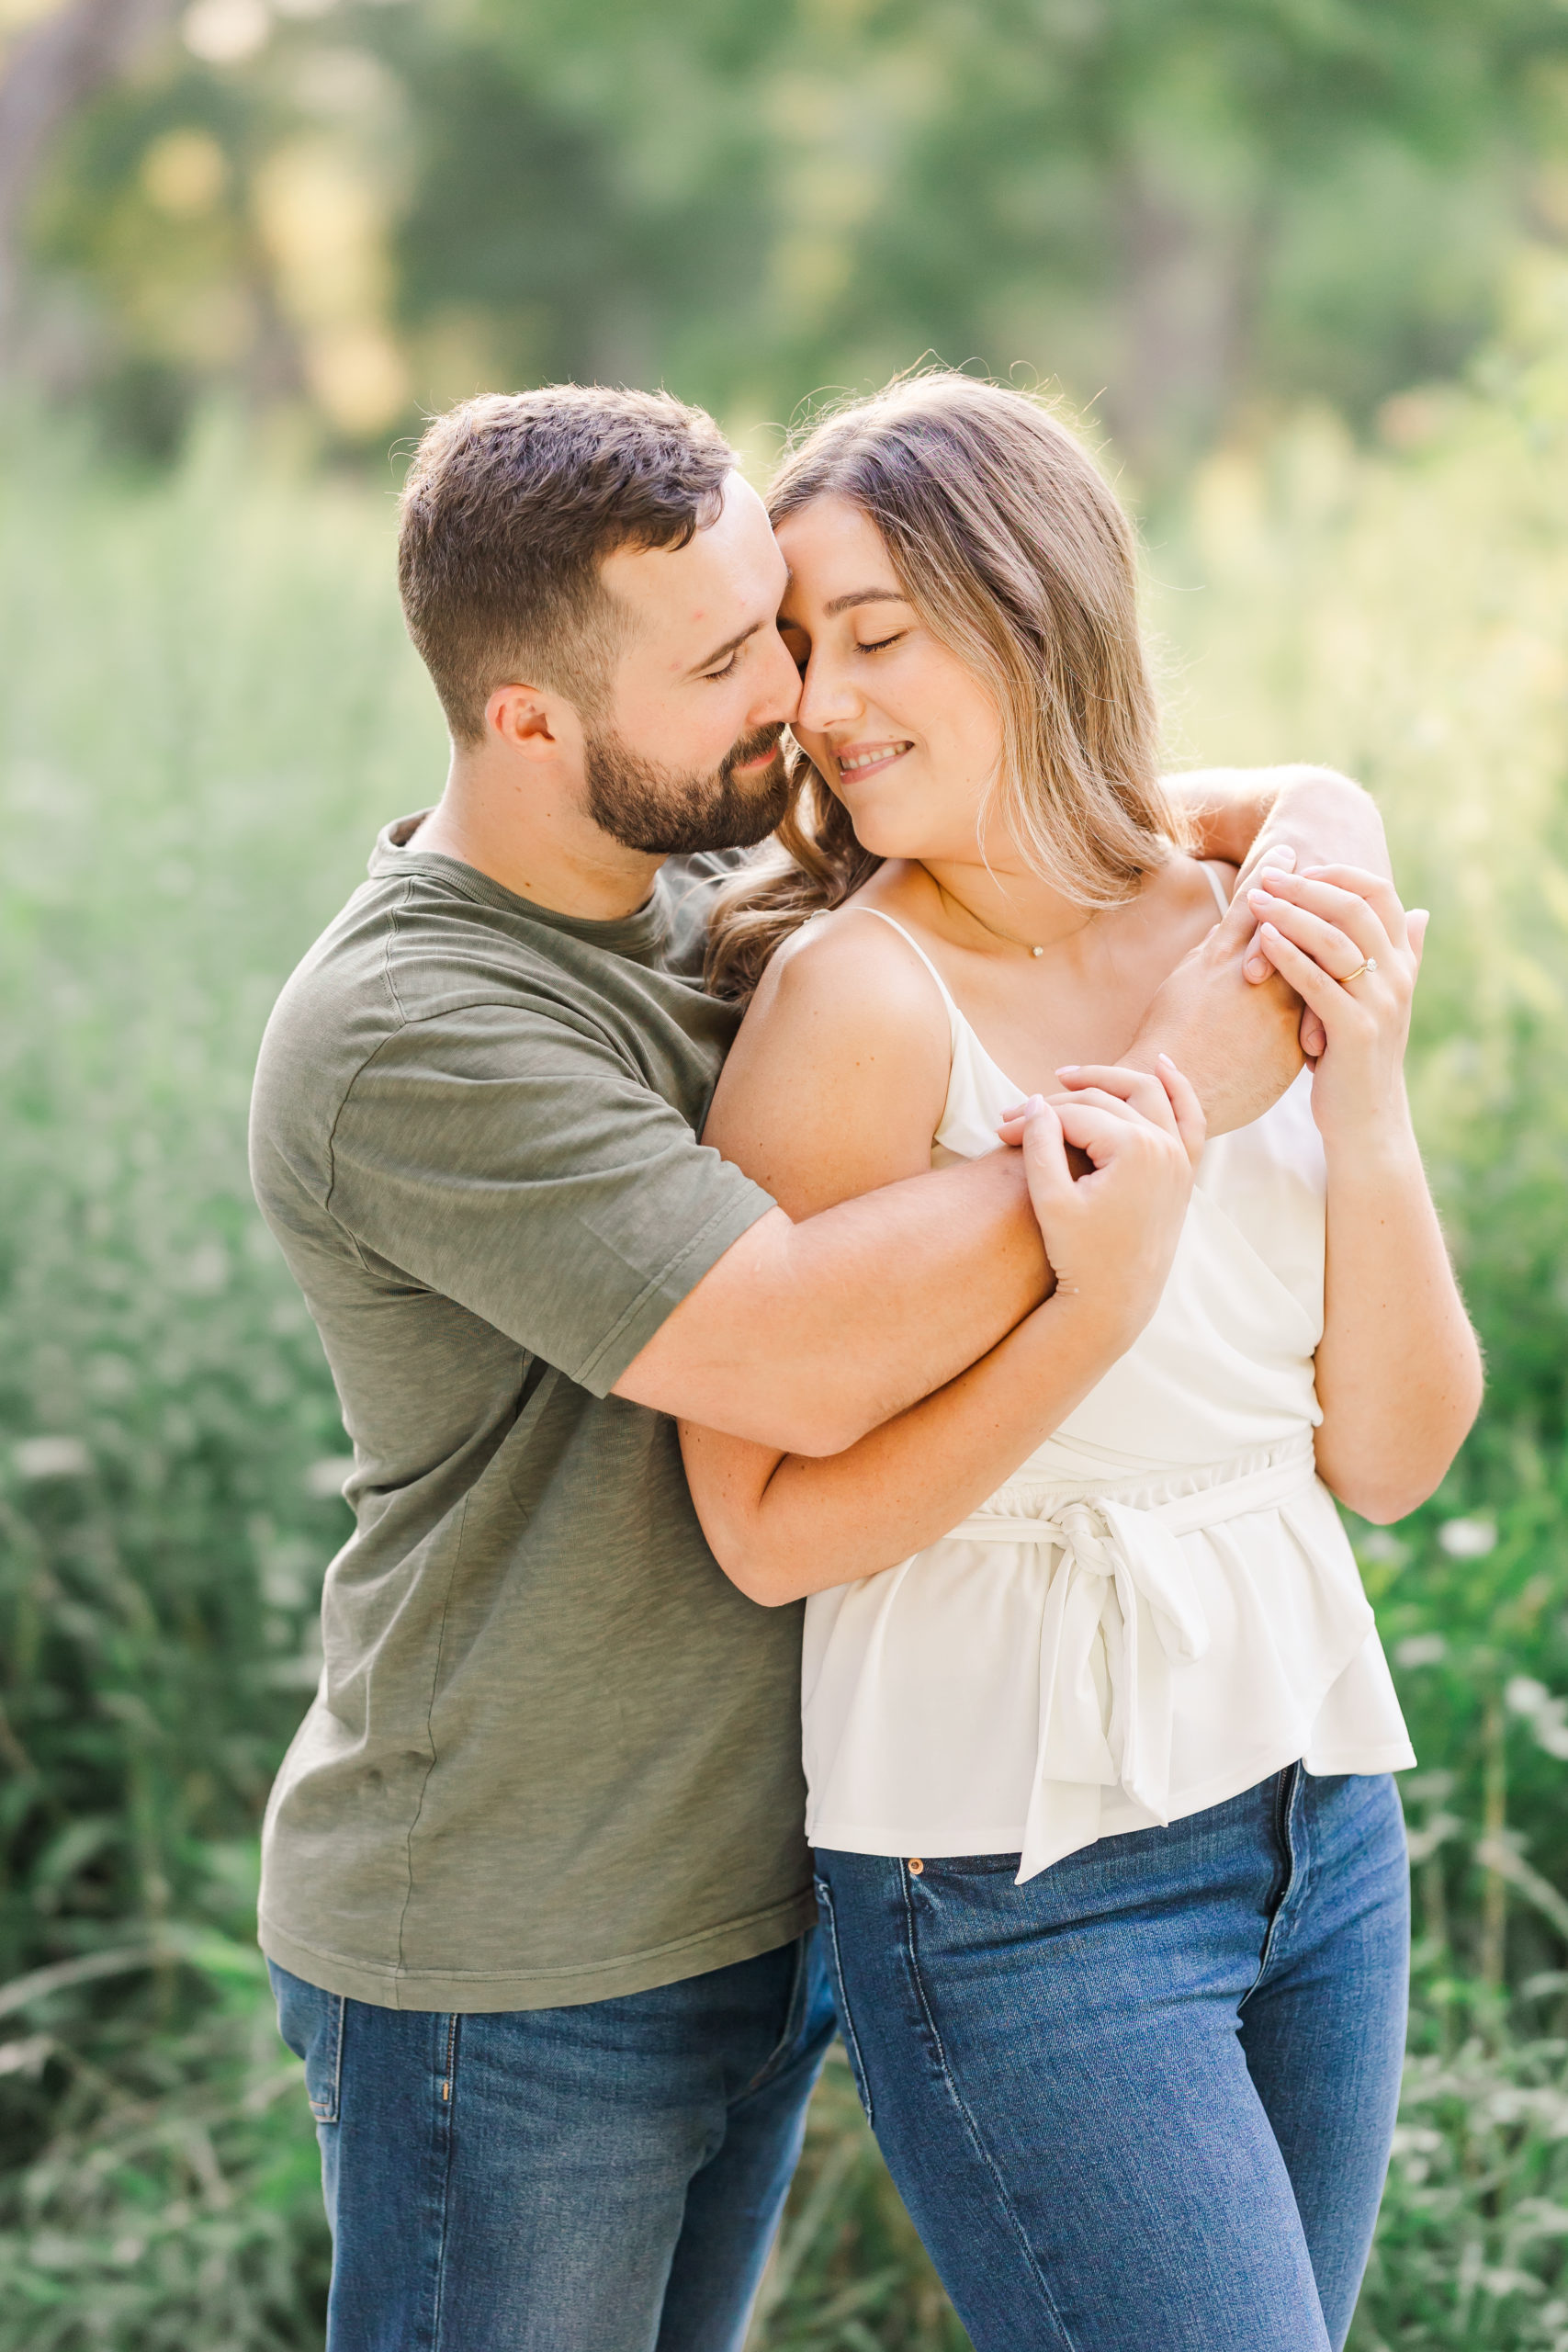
[{"xmin": 250, "ymin": 374, "xmax": 1481, "ymax": 2352}]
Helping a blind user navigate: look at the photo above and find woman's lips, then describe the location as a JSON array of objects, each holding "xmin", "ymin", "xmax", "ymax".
[{"xmin": 834, "ymin": 741, "xmax": 913, "ymax": 781}]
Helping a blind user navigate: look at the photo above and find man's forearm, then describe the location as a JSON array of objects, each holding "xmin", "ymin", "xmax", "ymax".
[
  {"xmin": 615, "ymin": 1150, "xmax": 1051, "ymax": 1455},
  {"xmin": 1176, "ymin": 763, "xmax": 1390, "ymax": 892},
  {"xmin": 1119, "ymin": 924, "xmax": 1305, "ymax": 1136},
  {"xmin": 1176, "ymin": 766, "xmax": 1279, "ymax": 869}
]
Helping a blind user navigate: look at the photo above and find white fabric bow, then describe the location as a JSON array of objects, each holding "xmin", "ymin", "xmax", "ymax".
[
  {"xmin": 943, "ymin": 1441, "xmax": 1319, "ymax": 1881},
  {"xmin": 1021, "ymin": 1496, "xmax": 1209, "ymax": 1877}
]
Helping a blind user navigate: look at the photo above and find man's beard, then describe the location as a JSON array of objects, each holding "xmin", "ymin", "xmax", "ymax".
[{"xmin": 583, "ymin": 720, "xmax": 789, "ymax": 855}]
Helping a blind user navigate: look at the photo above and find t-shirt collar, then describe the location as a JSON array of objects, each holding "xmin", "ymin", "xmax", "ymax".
[{"xmin": 370, "ymin": 811, "xmax": 673, "ymax": 965}]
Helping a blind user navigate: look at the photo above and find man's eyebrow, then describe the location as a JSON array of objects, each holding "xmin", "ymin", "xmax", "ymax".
[
  {"xmin": 822, "ymin": 587, "xmax": 912, "ymax": 618},
  {"xmin": 687, "ymin": 619, "xmax": 762, "ymax": 676}
]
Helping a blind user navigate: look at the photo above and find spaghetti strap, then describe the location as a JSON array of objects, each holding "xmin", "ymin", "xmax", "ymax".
[
  {"xmin": 1199, "ymin": 862, "xmax": 1231, "ymax": 920},
  {"xmin": 846, "ymin": 907, "xmax": 964, "ymax": 1029},
  {"xmin": 837, "ymin": 905, "xmax": 1024, "ymax": 1146}
]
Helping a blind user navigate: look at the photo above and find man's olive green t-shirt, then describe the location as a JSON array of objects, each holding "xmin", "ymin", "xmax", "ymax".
[{"xmin": 248, "ymin": 817, "xmax": 813, "ymax": 2012}]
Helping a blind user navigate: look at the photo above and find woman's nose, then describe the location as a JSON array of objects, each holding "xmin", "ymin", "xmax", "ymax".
[{"xmin": 796, "ymin": 650, "xmax": 860, "ymax": 733}]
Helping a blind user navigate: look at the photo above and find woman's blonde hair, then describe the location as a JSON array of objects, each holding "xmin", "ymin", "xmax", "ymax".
[{"xmin": 705, "ymin": 371, "xmax": 1184, "ymax": 1001}]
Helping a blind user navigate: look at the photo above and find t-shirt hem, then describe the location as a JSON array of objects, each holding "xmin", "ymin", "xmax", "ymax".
[
  {"xmin": 258, "ymin": 1886, "xmax": 818, "ymax": 2014},
  {"xmin": 570, "ymin": 1183, "xmax": 776, "ymax": 1398}
]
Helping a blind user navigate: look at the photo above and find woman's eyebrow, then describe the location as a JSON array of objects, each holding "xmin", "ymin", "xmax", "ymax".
[{"xmin": 822, "ymin": 587, "xmax": 910, "ymax": 618}]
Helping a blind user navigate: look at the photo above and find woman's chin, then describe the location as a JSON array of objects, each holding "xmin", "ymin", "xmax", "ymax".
[
  {"xmin": 840, "ymin": 806, "xmax": 931, "ymax": 861},
  {"xmin": 850, "ymin": 821, "xmax": 914, "ymax": 859}
]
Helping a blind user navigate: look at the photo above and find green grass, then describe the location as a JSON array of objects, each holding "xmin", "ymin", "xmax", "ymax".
[{"xmin": 5, "ymin": 288, "xmax": 1568, "ymax": 2342}]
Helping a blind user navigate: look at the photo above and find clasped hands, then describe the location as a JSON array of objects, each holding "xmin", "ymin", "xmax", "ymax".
[{"xmin": 996, "ymin": 859, "xmax": 1427, "ymax": 1335}]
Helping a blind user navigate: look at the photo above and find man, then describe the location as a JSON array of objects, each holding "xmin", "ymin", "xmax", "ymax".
[{"xmin": 250, "ymin": 383, "xmax": 1387, "ymax": 2352}]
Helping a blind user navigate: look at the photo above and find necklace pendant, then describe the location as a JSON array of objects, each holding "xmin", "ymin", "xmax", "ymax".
[{"xmin": 1031, "ymin": 944, "xmax": 1043, "ymax": 957}]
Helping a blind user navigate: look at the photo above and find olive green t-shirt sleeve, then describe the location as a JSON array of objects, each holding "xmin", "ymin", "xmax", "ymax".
[{"xmin": 323, "ymin": 1001, "xmax": 776, "ymax": 1396}]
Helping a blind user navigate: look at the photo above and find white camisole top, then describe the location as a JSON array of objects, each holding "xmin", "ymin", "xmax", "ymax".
[{"xmin": 801, "ymin": 875, "xmax": 1414, "ymax": 1883}]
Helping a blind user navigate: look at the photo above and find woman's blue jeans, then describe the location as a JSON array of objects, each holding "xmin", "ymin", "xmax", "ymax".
[
  {"xmin": 814, "ymin": 1766, "xmax": 1409, "ymax": 2352},
  {"xmin": 269, "ymin": 1931, "xmax": 834, "ymax": 2352}
]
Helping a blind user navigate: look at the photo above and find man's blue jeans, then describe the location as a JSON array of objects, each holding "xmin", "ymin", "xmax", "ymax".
[
  {"xmin": 269, "ymin": 1931, "xmax": 834, "ymax": 2352},
  {"xmin": 815, "ymin": 1767, "xmax": 1410, "ymax": 2352}
]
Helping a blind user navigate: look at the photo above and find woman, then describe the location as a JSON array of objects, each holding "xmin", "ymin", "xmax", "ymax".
[{"xmin": 679, "ymin": 376, "xmax": 1482, "ymax": 2351}]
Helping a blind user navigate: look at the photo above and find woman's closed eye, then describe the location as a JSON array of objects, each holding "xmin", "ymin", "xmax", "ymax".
[{"xmin": 856, "ymin": 631, "xmax": 905, "ymax": 654}]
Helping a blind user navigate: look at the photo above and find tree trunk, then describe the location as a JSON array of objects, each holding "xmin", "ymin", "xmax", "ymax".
[
  {"xmin": 0, "ymin": 0, "xmax": 179, "ymax": 372},
  {"xmin": 1106, "ymin": 160, "xmax": 1270, "ymax": 479}
]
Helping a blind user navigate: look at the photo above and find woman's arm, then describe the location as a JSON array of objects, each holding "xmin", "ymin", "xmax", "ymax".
[
  {"xmin": 1246, "ymin": 863, "xmax": 1483, "ymax": 1522},
  {"xmin": 684, "ymin": 916, "xmax": 1201, "ymax": 1604}
]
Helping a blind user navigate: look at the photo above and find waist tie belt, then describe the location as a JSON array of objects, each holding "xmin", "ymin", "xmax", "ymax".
[{"xmin": 944, "ymin": 1440, "xmax": 1320, "ymax": 1883}]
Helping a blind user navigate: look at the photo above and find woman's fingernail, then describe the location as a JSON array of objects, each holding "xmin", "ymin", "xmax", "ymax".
[
  {"xmin": 1157, "ymin": 1051, "xmax": 1176, "ymax": 1067},
  {"xmin": 1055, "ymin": 1065, "xmax": 1078, "ymax": 1076}
]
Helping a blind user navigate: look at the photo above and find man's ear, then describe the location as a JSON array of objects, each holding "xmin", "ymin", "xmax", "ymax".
[{"xmin": 486, "ymin": 682, "xmax": 578, "ymax": 762}]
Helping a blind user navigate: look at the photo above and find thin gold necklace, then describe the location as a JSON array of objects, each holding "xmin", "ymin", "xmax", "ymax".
[{"xmin": 928, "ymin": 869, "xmax": 1089, "ymax": 959}]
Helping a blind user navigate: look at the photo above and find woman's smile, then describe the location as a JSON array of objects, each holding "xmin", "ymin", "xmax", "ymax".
[{"xmin": 833, "ymin": 740, "xmax": 914, "ymax": 779}]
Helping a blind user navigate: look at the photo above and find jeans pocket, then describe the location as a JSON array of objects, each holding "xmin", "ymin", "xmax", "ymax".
[
  {"xmin": 268, "ymin": 1960, "xmax": 345, "ymax": 2125},
  {"xmin": 813, "ymin": 1876, "xmax": 874, "ymax": 2127}
]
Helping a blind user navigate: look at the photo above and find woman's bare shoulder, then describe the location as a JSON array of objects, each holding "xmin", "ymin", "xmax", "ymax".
[
  {"xmin": 705, "ymin": 903, "xmax": 953, "ymax": 1209},
  {"xmin": 744, "ymin": 897, "xmax": 952, "ymax": 1041}
]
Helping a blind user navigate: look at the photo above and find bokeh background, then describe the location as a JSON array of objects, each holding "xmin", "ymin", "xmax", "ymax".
[{"xmin": 5, "ymin": 2, "xmax": 1568, "ymax": 2346}]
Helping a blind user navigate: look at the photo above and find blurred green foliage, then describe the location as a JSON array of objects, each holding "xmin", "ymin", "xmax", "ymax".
[
  {"xmin": 7, "ymin": 0, "xmax": 1568, "ymax": 471},
  {"xmin": 0, "ymin": 418, "xmax": 439, "ymax": 2345}
]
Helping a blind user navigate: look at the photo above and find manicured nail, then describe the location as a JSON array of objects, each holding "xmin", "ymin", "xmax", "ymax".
[
  {"xmin": 1055, "ymin": 1064, "xmax": 1079, "ymax": 1075},
  {"xmin": 1157, "ymin": 1052, "xmax": 1176, "ymax": 1068}
]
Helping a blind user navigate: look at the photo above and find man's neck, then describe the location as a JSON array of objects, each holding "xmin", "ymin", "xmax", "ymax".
[{"xmin": 412, "ymin": 753, "xmax": 664, "ymax": 923}]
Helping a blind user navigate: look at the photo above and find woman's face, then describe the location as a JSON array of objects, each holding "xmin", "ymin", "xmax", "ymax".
[{"xmin": 773, "ymin": 495, "xmax": 1006, "ymax": 865}]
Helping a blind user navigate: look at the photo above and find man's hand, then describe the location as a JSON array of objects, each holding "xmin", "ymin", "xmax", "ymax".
[
  {"xmin": 1170, "ymin": 763, "xmax": 1393, "ymax": 1062},
  {"xmin": 1114, "ymin": 876, "xmax": 1308, "ymax": 1136}
]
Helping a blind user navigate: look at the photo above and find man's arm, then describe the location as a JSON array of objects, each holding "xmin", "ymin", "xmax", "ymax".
[
  {"xmin": 1175, "ymin": 762, "xmax": 1390, "ymax": 885},
  {"xmin": 616, "ymin": 1159, "xmax": 1050, "ymax": 1457},
  {"xmin": 615, "ymin": 920, "xmax": 1051, "ymax": 1456},
  {"xmin": 1173, "ymin": 762, "xmax": 1393, "ymax": 979}
]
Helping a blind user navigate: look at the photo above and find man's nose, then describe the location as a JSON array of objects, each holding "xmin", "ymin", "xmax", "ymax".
[{"xmin": 751, "ymin": 626, "xmax": 804, "ymax": 726}]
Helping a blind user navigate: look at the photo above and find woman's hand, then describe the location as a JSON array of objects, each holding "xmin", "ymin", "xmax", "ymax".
[
  {"xmin": 998, "ymin": 1060, "xmax": 1203, "ymax": 1349},
  {"xmin": 1245, "ymin": 864, "xmax": 1427, "ymax": 1158}
]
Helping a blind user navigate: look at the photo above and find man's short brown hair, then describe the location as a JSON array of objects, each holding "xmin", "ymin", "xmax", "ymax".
[{"xmin": 398, "ymin": 386, "xmax": 735, "ymax": 746}]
